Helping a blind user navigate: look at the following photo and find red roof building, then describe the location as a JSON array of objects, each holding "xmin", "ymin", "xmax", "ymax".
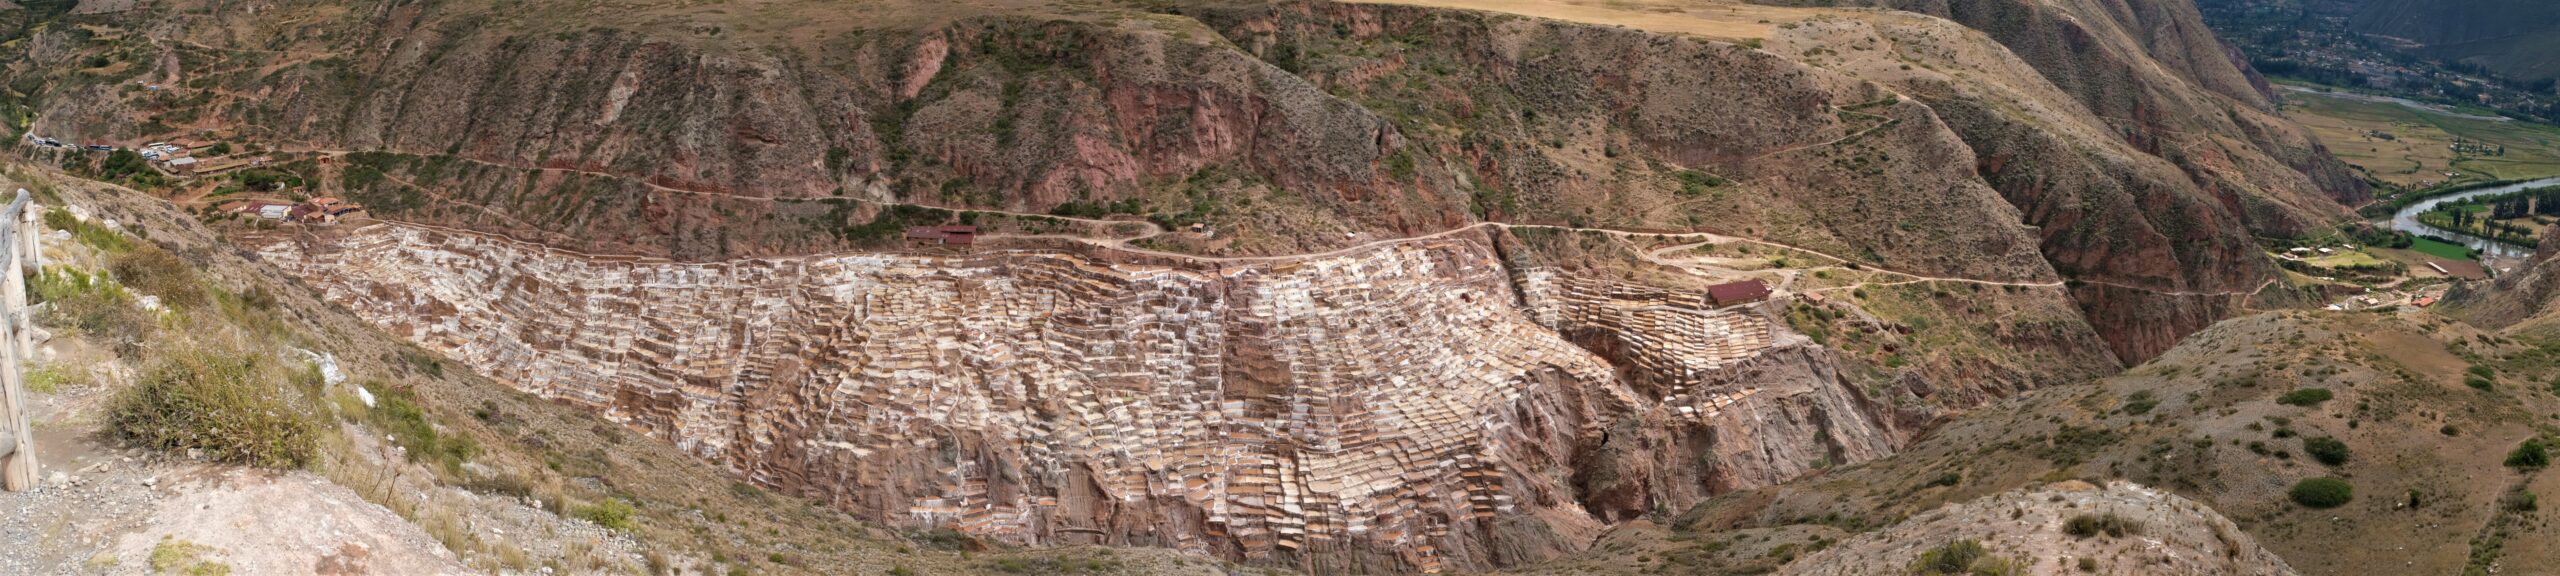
[
  {"xmin": 904, "ymin": 225, "xmax": 979, "ymax": 246},
  {"xmin": 1706, "ymin": 280, "xmax": 1772, "ymax": 307}
]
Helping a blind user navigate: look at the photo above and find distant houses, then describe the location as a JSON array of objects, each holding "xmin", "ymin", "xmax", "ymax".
[
  {"xmin": 229, "ymin": 198, "xmax": 363, "ymax": 224},
  {"xmin": 241, "ymin": 201, "xmax": 291, "ymax": 220}
]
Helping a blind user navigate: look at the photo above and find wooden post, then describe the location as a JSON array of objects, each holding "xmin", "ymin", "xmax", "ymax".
[
  {"xmin": 1, "ymin": 189, "xmax": 33, "ymax": 491},
  {"xmin": 15, "ymin": 196, "xmax": 31, "ymax": 360}
]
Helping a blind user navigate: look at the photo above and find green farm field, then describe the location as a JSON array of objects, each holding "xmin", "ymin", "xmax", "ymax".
[{"xmin": 2281, "ymin": 83, "xmax": 2560, "ymax": 188}]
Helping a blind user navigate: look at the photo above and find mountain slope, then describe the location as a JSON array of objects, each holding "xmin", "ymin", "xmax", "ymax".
[
  {"xmin": 1775, "ymin": 481, "xmax": 2297, "ymax": 575},
  {"xmin": 5, "ymin": 0, "xmax": 2351, "ymax": 363},
  {"xmin": 1530, "ymin": 309, "xmax": 2560, "ymax": 575},
  {"xmin": 1745, "ymin": 0, "xmax": 2365, "ymax": 361},
  {"xmin": 2347, "ymin": 0, "xmax": 2560, "ymax": 82},
  {"xmin": 0, "ymin": 0, "xmax": 2381, "ymax": 573}
]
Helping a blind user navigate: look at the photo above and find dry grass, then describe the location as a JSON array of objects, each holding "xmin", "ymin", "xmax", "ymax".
[{"xmin": 107, "ymin": 348, "xmax": 324, "ymax": 469}]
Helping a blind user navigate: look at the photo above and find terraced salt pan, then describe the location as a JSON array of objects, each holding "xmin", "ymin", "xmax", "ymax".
[{"xmin": 260, "ymin": 222, "xmax": 1823, "ymax": 572}]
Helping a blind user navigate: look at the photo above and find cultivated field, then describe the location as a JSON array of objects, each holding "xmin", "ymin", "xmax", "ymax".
[{"xmin": 2281, "ymin": 83, "xmax": 2560, "ymax": 188}]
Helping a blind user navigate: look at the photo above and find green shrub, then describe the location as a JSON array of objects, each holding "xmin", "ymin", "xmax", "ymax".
[
  {"xmin": 2303, "ymin": 437, "xmax": 2350, "ymax": 466},
  {"xmin": 43, "ymin": 207, "xmax": 130, "ymax": 252},
  {"xmin": 2504, "ymin": 491, "xmax": 2539, "ymax": 512},
  {"xmin": 31, "ymin": 268, "xmax": 153, "ymax": 357},
  {"xmin": 90, "ymin": 148, "xmax": 167, "ymax": 188},
  {"xmin": 2289, "ymin": 477, "xmax": 2354, "ymax": 508},
  {"xmin": 108, "ymin": 245, "xmax": 207, "ymax": 309},
  {"xmin": 149, "ymin": 536, "xmax": 232, "ymax": 576},
  {"xmin": 108, "ymin": 350, "xmax": 320, "ymax": 469},
  {"xmin": 395, "ymin": 347, "xmax": 446, "ymax": 379},
  {"xmin": 1913, "ymin": 539, "xmax": 2018, "ymax": 575},
  {"xmin": 1673, "ymin": 170, "xmax": 1727, "ymax": 197},
  {"xmin": 2118, "ymin": 390, "xmax": 2159, "ymax": 416},
  {"xmin": 360, "ymin": 382, "xmax": 480, "ymax": 473},
  {"xmin": 2276, "ymin": 388, "xmax": 2334, "ymax": 407},
  {"xmin": 2036, "ymin": 425, "xmax": 2122, "ymax": 465},
  {"xmin": 2061, "ymin": 513, "xmax": 2141, "ymax": 539},
  {"xmin": 906, "ymin": 527, "xmax": 977, "ymax": 551},
  {"xmin": 2507, "ymin": 439, "xmax": 2550, "ymax": 469},
  {"xmin": 575, "ymin": 498, "xmax": 637, "ymax": 531},
  {"xmin": 24, "ymin": 364, "xmax": 80, "ymax": 394},
  {"xmin": 2467, "ymin": 376, "xmax": 2495, "ymax": 391}
]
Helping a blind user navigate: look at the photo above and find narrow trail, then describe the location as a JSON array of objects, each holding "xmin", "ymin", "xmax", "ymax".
[
  {"xmin": 269, "ymin": 150, "xmax": 2290, "ymax": 301},
  {"xmin": 1742, "ymin": 116, "xmax": 1902, "ymax": 163},
  {"xmin": 273, "ymin": 148, "xmax": 1164, "ymax": 236}
]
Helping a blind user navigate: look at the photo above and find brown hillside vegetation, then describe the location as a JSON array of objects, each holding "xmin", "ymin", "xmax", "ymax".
[
  {"xmin": 1776, "ymin": 481, "xmax": 2298, "ymax": 575},
  {"xmin": 2, "ymin": 0, "xmax": 2354, "ymax": 364},
  {"xmin": 1523, "ymin": 309, "xmax": 2560, "ymax": 575},
  {"xmin": 1346, "ymin": 0, "xmax": 2363, "ymax": 362}
]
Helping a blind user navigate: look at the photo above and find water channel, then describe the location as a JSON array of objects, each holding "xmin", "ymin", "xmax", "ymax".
[{"xmin": 2388, "ymin": 177, "xmax": 2560, "ymax": 259}]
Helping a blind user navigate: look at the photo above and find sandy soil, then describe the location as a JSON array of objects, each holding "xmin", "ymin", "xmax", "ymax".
[{"xmin": 1, "ymin": 431, "xmax": 466, "ymax": 575}]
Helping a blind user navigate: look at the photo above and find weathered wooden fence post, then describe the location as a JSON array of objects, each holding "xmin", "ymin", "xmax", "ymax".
[
  {"xmin": 15, "ymin": 193, "xmax": 32, "ymax": 361},
  {"xmin": 1, "ymin": 189, "xmax": 35, "ymax": 491}
]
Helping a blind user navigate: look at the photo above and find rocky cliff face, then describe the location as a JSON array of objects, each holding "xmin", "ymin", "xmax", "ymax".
[
  {"xmin": 2444, "ymin": 227, "xmax": 2560, "ymax": 333},
  {"xmin": 1645, "ymin": 310, "xmax": 2560, "ymax": 575},
  {"xmin": 35, "ymin": 2, "xmax": 2283, "ymax": 332},
  {"xmin": 1743, "ymin": 0, "xmax": 2361, "ymax": 361},
  {"xmin": 15, "ymin": 0, "xmax": 2331, "ymax": 363},
  {"xmin": 7, "ymin": 0, "xmax": 2135, "ymax": 398},
  {"xmin": 255, "ymin": 222, "xmax": 1895, "ymax": 573}
]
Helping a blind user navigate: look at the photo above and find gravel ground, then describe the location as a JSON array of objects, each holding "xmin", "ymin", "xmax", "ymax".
[{"xmin": 0, "ymin": 429, "xmax": 468, "ymax": 575}]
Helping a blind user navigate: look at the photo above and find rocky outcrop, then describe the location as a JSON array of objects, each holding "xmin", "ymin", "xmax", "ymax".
[
  {"xmin": 255, "ymin": 223, "xmax": 1893, "ymax": 573},
  {"xmin": 2444, "ymin": 226, "xmax": 2560, "ymax": 333}
]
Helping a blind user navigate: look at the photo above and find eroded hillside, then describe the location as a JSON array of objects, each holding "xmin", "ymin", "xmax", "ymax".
[
  {"xmin": 3, "ymin": 0, "xmax": 2354, "ymax": 363},
  {"xmin": 1529, "ymin": 309, "xmax": 2560, "ymax": 575},
  {"xmin": 0, "ymin": 0, "xmax": 2390, "ymax": 573}
]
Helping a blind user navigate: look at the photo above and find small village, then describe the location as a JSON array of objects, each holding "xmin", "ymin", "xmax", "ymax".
[
  {"xmin": 2268, "ymin": 237, "xmax": 2465, "ymax": 313},
  {"xmin": 24, "ymin": 132, "xmax": 369, "ymax": 227}
]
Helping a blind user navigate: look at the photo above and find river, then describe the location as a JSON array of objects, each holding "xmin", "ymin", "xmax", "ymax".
[{"xmin": 2389, "ymin": 177, "xmax": 2560, "ymax": 258}]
